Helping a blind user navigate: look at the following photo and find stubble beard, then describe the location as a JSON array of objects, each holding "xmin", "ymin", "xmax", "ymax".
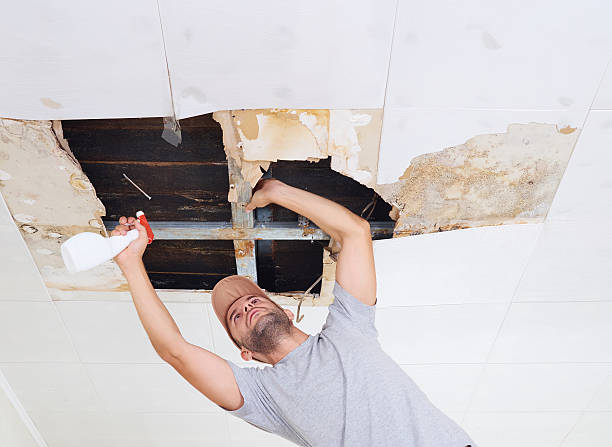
[{"xmin": 242, "ymin": 308, "xmax": 293, "ymax": 355}]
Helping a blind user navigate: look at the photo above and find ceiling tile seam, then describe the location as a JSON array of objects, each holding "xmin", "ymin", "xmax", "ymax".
[
  {"xmin": 204, "ymin": 304, "xmax": 219, "ymax": 354},
  {"xmin": 0, "ymin": 193, "xmax": 50, "ymax": 300},
  {"xmin": 562, "ymin": 366, "xmax": 612, "ymax": 438},
  {"xmin": 50, "ymin": 300, "xmax": 112, "ymax": 418},
  {"xmin": 462, "ymin": 224, "xmax": 544, "ymax": 416},
  {"xmin": 376, "ymin": 0, "xmax": 401, "ymax": 177},
  {"xmin": 543, "ymin": 56, "xmax": 612, "ymax": 225},
  {"xmin": 0, "ymin": 367, "xmax": 49, "ymax": 447},
  {"xmin": 154, "ymin": 0, "xmax": 179, "ymax": 121},
  {"xmin": 382, "ymin": 107, "xmax": 581, "ymax": 112}
]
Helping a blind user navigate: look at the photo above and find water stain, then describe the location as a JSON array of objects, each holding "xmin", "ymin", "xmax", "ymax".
[{"xmin": 40, "ymin": 97, "xmax": 63, "ymax": 109}]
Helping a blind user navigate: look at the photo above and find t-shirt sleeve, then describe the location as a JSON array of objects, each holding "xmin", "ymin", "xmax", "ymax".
[
  {"xmin": 224, "ymin": 360, "xmax": 299, "ymax": 443},
  {"xmin": 321, "ymin": 280, "xmax": 378, "ymax": 338}
]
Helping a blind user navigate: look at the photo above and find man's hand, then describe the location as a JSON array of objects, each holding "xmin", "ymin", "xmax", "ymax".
[
  {"xmin": 245, "ymin": 178, "xmax": 284, "ymax": 212},
  {"xmin": 111, "ymin": 216, "xmax": 149, "ymax": 270}
]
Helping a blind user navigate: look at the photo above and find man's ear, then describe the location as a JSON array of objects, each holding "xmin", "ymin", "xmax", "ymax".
[
  {"xmin": 284, "ymin": 308, "xmax": 295, "ymax": 321},
  {"xmin": 240, "ymin": 348, "xmax": 253, "ymax": 362}
]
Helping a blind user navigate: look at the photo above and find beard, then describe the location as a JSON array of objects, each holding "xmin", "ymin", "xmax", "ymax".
[{"xmin": 241, "ymin": 307, "xmax": 293, "ymax": 355}]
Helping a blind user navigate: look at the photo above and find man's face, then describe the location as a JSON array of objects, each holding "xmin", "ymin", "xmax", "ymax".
[{"xmin": 226, "ymin": 294, "xmax": 294, "ymax": 360}]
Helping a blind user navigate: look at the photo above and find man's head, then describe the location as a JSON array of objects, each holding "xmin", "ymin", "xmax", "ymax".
[{"xmin": 211, "ymin": 275, "xmax": 295, "ymax": 363}]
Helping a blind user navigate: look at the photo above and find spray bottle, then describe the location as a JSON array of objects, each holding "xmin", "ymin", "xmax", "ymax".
[{"xmin": 61, "ymin": 211, "xmax": 154, "ymax": 273}]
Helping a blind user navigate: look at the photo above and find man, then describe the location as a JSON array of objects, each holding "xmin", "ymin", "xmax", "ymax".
[{"xmin": 112, "ymin": 178, "xmax": 475, "ymax": 447}]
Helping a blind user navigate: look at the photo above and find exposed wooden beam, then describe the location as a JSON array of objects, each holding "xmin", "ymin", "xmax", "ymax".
[{"xmin": 226, "ymin": 150, "xmax": 258, "ymax": 283}]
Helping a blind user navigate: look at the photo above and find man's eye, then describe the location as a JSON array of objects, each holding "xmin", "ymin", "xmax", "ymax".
[
  {"xmin": 252, "ymin": 298, "xmax": 258, "ymax": 303},
  {"xmin": 234, "ymin": 314, "xmax": 240, "ymax": 321}
]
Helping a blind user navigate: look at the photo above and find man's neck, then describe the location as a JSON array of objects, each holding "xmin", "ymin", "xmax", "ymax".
[{"xmin": 260, "ymin": 327, "xmax": 310, "ymax": 365}]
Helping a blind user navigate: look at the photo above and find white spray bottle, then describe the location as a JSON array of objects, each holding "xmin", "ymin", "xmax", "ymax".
[{"xmin": 61, "ymin": 211, "xmax": 154, "ymax": 273}]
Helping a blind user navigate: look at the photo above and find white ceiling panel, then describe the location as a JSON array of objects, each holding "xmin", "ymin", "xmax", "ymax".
[
  {"xmin": 593, "ymin": 60, "xmax": 612, "ymax": 110},
  {"xmin": 547, "ymin": 111, "xmax": 612, "ymax": 222},
  {"xmin": 158, "ymin": 0, "xmax": 396, "ymax": 118},
  {"xmin": 378, "ymin": 109, "xmax": 585, "ymax": 183},
  {"xmin": 386, "ymin": 0, "xmax": 612, "ymax": 110},
  {"xmin": 27, "ymin": 410, "xmax": 152, "ymax": 447},
  {"xmin": 470, "ymin": 364, "xmax": 612, "ymax": 412},
  {"xmin": 373, "ymin": 224, "xmax": 542, "ymax": 306},
  {"xmin": 0, "ymin": 0, "xmax": 172, "ymax": 120},
  {"xmin": 514, "ymin": 221, "xmax": 612, "ymax": 302},
  {"xmin": 489, "ymin": 302, "xmax": 612, "ymax": 363},
  {"xmin": 55, "ymin": 301, "xmax": 211, "ymax": 363},
  {"xmin": 400, "ymin": 364, "xmax": 483, "ymax": 413},
  {"xmin": 562, "ymin": 412, "xmax": 612, "ymax": 447},
  {"xmin": 463, "ymin": 412, "xmax": 579, "ymax": 447},
  {"xmin": 588, "ymin": 371, "xmax": 612, "ymax": 411},
  {"xmin": 0, "ymin": 301, "xmax": 78, "ymax": 362},
  {"xmin": 137, "ymin": 413, "xmax": 229, "ymax": 447},
  {"xmin": 0, "ymin": 363, "xmax": 101, "ymax": 412},
  {"xmin": 0, "ymin": 193, "xmax": 50, "ymax": 301},
  {"xmin": 85, "ymin": 363, "xmax": 221, "ymax": 413},
  {"xmin": 0, "ymin": 224, "xmax": 50, "ymax": 301},
  {"xmin": 375, "ymin": 303, "xmax": 507, "ymax": 364}
]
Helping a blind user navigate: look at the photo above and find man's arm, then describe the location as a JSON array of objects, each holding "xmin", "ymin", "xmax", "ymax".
[
  {"xmin": 112, "ymin": 217, "xmax": 243, "ymax": 411},
  {"xmin": 246, "ymin": 179, "xmax": 377, "ymax": 306}
]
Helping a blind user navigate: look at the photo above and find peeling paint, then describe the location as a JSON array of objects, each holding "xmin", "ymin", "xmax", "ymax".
[
  {"xmin": 0, "ymin": 118, "xmax": 120, "ymax": 291},
  {"xmin": 215, "ymin": 110, "xmax": 578, "ymax": 239}
]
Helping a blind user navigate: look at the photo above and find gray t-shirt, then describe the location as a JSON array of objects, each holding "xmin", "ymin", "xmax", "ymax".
[{"xmin": 225, "ymin": 281, "xmax": 476, "ymax": 447}]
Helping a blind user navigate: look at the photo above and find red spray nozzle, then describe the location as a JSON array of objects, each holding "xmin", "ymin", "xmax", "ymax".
[{"xmin": 136, "ymin": 211, "xmax": 154, "ymax": 244}]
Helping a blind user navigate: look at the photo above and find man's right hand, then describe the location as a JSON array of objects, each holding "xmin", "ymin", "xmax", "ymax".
[{"xmin": 111, "ymin": 216, "xmax": 149, "ymax": 270}]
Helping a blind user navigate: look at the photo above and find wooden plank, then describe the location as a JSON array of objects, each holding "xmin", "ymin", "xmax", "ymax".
[
  {"xmin": 98, "ymin": 193, "xmax": 231, "ymax": 222},
  {"xmin": 227, "ymin": 150, "xmax": 258, "ymax": 283},
  {"xmin": 142, "ymin": 240, "xmax": 236, "ymax": 274},
  {"xmin": 65, "ymin": 127, "xmax": 226, "ymax": 162}
]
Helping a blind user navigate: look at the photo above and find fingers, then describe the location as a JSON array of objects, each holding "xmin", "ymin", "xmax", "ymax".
[{"xmin": 113, "ymin": 216, "xmax": 138, "ymax": 236}]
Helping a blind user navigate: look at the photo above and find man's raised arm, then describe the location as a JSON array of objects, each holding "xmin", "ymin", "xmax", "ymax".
[
  {"xmin": 245, "ymin": 179, "xmax": 377, "ymax": 306},
  {"xmin": 112, "ymin": 217, "xmax": 243, "ymax": 411}
]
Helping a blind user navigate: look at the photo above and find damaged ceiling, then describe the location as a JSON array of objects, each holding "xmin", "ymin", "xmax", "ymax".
[{"xmin": 1, "ymin": 1, "xmax": 612, "ymax": 446}]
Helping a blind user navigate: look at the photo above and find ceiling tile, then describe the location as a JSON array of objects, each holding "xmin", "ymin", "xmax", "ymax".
[
  {"xmin": 27, "ymin": 410, "xmax": 151, "ymax": 447},
  {"xmin": 0, "ymin": 301, "xmax": 78, "ymax": 362},
  {"xmin": 593, "ymin": 60, "xmax": 612, "ymax": 109},
  {"xmin": 378, "ymin": 109, "xmax": 585, "ymax": 184},
  {"xmin": 284, "ymin": 305, "xmax": 329, "ymax": 336},
  {"xmin": 386, "ymin": 1, "xmax": 612, "ymax": 110},
  {"xmin": 374, "ymin": 225, "xmax": 542, "ymax": 306},
  {"xmin": 0, "ymin": 363, "xmax": 101, "ymax": 412},
  {"xmin": 489, "ymin": 302, "xmax": 612, "ymax": 362},
  {"xmin": 0, "ymin": 0, "xmax": 171, "ymax": 120},
  {"xmin": 588, "ymin": 370, "xmax": 612, "ymax": 410},
  {"xmin": 547, "ymin": 111, "xmax": 612, "ymax": 222},
  {"xmin": 158, "ymin": 0, "xmax": 396, "ymax": 118},
  {"xmin": 55, "ymin": 301, "xmax": 211, "ymax": 363},
  {"xmin": 470, "ymin": 364, "xmax": 612, "ymax": 412},
  {"xmin": 561, "ymin": 412, "xmax": 612, "ymax": 447},
  {"xmin": 0, "ymin": 224, "xmax": 50, "ymax": 301},
  {"xmin": 136, "ymin": 413, "xmax": 229, "ymax": 447},
  {"xmin": 0, "ymin": 378, "xmax": 39, "ymax": 447},
  {"xmin": 400, "ymin": 364, "xmax": 483, "ymax": 413},
  {"xmin": 463, "ymin": 412, "xmax": 579, "ymax": 447},
  {"xmin": 375, "ymin": 303, "xmax": 507, "ymax": 364},
  {"xmin": 85, "ymin": 363, "xmax": 221, "ymax": 413},
  {"xmin": 515, "ymin": 221, "xmax": 612, "ymax": 302}
]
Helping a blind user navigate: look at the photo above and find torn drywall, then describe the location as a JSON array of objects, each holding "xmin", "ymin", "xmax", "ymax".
[
  {"xmin": 215, "ymin": 109, "xmax": 579, "ymax": 237},
  {"xmin": 0, "ymin": 118, "xmax": 127, "ymax": 292}
]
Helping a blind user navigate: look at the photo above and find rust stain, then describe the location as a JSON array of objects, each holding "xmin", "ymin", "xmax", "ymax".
[
  {"xmin": 69, "ymin": 173, "xmax": 92, "ymax": 191},
  {"xmin": 235, "ymin": 240, "xmax": 255, "ymax": 258},
  {"xmin": 559, "ymin": 125, "xmax": 577, "ymax": 134}
]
